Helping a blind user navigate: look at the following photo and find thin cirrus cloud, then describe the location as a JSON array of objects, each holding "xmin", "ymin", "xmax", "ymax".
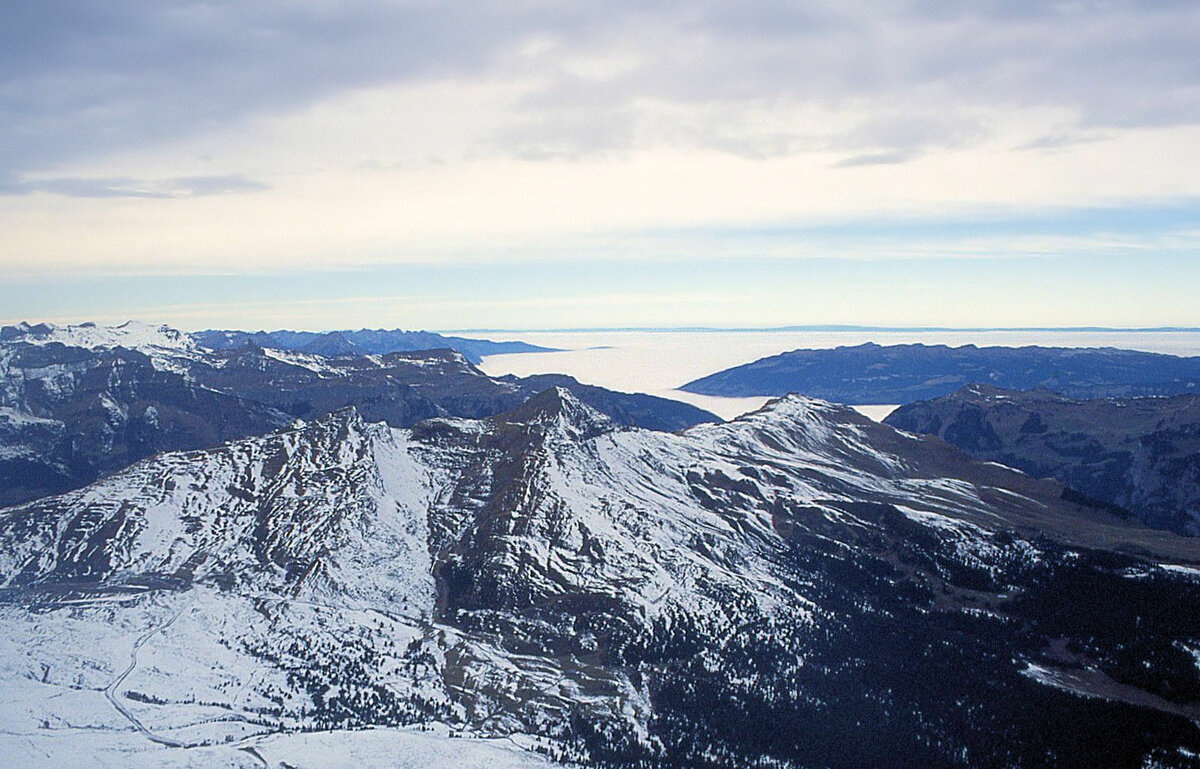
[
  {"xmin": 0, "ymin": 175, "xmax": 269, "ymax": 199},
  {"xmin": 833, "ymin": 152, "xmax": 916, "ymax": 169}
]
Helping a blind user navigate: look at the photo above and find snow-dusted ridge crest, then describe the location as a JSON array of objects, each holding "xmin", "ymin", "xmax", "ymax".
[
  {"xmin": 0, "ymin": 320, "xmax": 197, "ymax": 355},
  {"xmin": 0, "ymin": 323, "xmax": 717, "ymax": 511},
  {"xmin": 0, "ymin": 406, "xmax": 435, "ymax": 611},
  {"xmin": 3, "ymin": 390, "xmax": 1200, "ymax": 767}
]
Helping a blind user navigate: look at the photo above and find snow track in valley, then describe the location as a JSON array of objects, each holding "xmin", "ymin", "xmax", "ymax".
[{"xmin": 103, "ymin": 601, "xmax": 191, "ymax": 748}]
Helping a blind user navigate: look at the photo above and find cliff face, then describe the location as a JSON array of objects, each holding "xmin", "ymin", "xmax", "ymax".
[{"xmin": 886, "ymin": 384, "xmax": 1200, "ymax": 535}]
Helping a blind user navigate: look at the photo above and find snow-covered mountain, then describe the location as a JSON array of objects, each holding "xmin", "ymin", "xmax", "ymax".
[
  {"xmin": 1, "ymin": 320, "xmax": 198, "ymax": 358},
  {"xmin": 0, "ymin": 321, "xmax": 553, "ymax": 366},
  {"xmin": 0, "ymin": 342, "xmax": 289, "ymax": 508},
  {"xmin": 3, "ymin": 390, "xmax": 1199, "ymax": 767},
  {"xmin": 0, "ymin": 327, "xmax": 716, "ymax": 508}
]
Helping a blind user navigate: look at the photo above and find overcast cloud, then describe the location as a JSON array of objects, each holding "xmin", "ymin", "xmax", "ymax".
[
  {"xmin": 3, "ymin": 1, "xmax": 1199, "ymax": 327},
  {"xmin": 4, "ymin": 0, "xmax": 1200, "ymax": 180}
]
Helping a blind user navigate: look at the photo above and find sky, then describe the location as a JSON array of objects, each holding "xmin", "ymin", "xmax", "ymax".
[{"xmin": 2, "ymin": 0, "xmax": 1199, "ymax": 330}]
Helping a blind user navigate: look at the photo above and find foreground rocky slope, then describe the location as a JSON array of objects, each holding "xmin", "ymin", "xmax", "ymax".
[
  {"xmin": 2, "ymin": 391, "xmax": 1198, "ymax": 767},
  {"xmin": 681, "ymin": 342, "xmax": 1200, "ymax": 403},
  {"xmin": 886, "ymin": 385, "xmax": 1200, "ymax": 535},
  {"xmin": 0, "ymin": 323, "xmax": 715, "ymax": 508}
]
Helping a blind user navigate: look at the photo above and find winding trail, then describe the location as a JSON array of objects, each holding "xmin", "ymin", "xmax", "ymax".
[
  {"xmin": 101, "ymin": 598, "xmax": 281, "ymax": 765},
  {"xmin": 238, "ymin": 744, "xmax": 270, "ymax": 768},
  {"xmin": 103, "ymin": 603, "xmax": 190, "ymax": 748}
]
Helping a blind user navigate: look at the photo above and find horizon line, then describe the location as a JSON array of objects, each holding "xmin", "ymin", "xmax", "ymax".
[
  {"xmin": 440, "ymin": 324, "xmax": 1200, "ymax": 334},
  {"xmin": 8, "ymin": 319, "xmax": 1200, "ymax": 335}
]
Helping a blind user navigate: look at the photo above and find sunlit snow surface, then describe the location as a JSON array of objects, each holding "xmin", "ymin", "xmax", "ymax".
[
  {"xmin": 0, "ymin": 586, "xmax": 560, "ymax": 768},
  {"xmin": 0, "ymin": 320, "xmax": 202, "ymax": 379},
  {"xmin": 4, "ymin": 321, "xmax": 197, "ymax": 355}
]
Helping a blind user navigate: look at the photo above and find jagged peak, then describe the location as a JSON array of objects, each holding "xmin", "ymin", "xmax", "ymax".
[
  {"xmin": 498, "ymin": 386, "xmax": 614, "ymax": 438},
  {"xmin": 267, "ymin": 405, "xmax": 374, "ymax": 462},
  {"xmin": 302, "ymin": 405, "xmax": 367, "ymax": 435},
  {"xmin": 743, "ymin": 392, "xmax": 863, "ymax": 424}
]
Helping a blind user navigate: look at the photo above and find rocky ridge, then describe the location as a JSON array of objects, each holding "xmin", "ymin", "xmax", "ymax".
[
  {"xmin": 0, "ymin": 324, "xmax": 716, "ymax": 508},
  {"xmin": 886, "ymin": 384, "xmax": 1200, "ymax": 535}
]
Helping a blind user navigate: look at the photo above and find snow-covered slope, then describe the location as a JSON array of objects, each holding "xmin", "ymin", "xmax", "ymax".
[
  {"xmin": 0, "ymin": 409, "xmax": 433, "ymax": 613},
  {"xmin": 2, "ymin": 391, "xmax": 1199, "ymax": 767},
  {"xmin": 1, "ymin": 321, "xmax": 198, "ymax": 358},
  {"xmin": 0, "ymin": 329, "xmax": 716, "ymax": 509}
]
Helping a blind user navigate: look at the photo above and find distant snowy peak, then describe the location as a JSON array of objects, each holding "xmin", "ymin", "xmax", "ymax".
[{"xmin": 0, "ymin": 320, "xmax": 197, "ymax": 355}]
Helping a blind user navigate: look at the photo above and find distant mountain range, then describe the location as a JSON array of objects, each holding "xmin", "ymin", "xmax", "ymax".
[
  {"xmin": 1, "ymin": 320, "xmax": 197, "ymax": 352},
  {"xmin": 191, "ymin": 327, "xmax": 555, "ymax": 364},
  {"xmin": 886, "ymin": 385, "xmax": 1200, "ymax": 536},
  {"xmin": 452, "ymin": 325, "xmax": 1200, "ymax": 333},
  {"xmin": 0, "ymin": 322, "xmax": 715, "ymax": 508},
  {"xmin": 4, "ymin": 390, "xmax": 1200, "ymax": 767},
  {"xmin": 1, "ymin": 320, "xmax": 556, "ymax": 365},
  {"xmin": 680, "ymin": 342, "xmax": 1200, "ymax": 404}
]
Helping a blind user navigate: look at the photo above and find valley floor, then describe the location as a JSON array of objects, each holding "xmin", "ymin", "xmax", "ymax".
[{"xmin": 0, "ymin": 590, "xmax": 562, "ymax": 769}]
